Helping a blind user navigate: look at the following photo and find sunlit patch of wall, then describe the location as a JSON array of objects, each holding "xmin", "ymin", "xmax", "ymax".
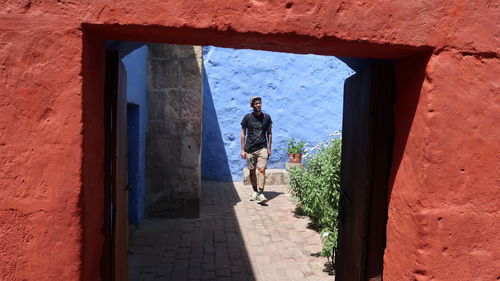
[{"xmin": 201, "ymin": 46, "xmax": 354, "ymax": 181}]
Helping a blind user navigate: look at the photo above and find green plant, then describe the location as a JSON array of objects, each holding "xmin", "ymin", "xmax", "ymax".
[
  {"xmin": 287, "ymin": 137, "xmax": 342, "ymax": 261},
  {"xmin": 287, "ymin": 138, "xmax": 306, "ymax": 154}
]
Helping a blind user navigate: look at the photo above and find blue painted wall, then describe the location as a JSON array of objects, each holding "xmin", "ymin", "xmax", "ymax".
[
  {"xmin": 201, "ymin": 46, "xmax": 354, "ymax": 181},
  {"xmin": 119, "ymin": 43, "xmax": 148, "ymax": 225}
]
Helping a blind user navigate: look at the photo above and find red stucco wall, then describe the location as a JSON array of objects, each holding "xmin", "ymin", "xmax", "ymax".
[{"xmin": 1, "ymin": 1, "xmax": 498, "ymax": 280}]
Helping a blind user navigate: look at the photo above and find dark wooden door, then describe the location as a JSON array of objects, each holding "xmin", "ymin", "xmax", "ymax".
[
  {"xmin": 104, "ymin": 50, "xmax": 129, "ymax": 281},
  {"xmin": 335, "ymin": 63, "xmax": 394, "ymax": 281}
]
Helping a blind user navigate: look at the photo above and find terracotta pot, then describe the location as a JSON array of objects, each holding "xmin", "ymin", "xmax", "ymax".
[{"xmin": 289, "ymin": 153, "xmax": 302, "ymax": 163}]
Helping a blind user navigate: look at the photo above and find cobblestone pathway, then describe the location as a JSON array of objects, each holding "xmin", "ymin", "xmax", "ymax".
[{"xmin": 129, "ymin": 181, "xmax": 334, "ymax": 281}]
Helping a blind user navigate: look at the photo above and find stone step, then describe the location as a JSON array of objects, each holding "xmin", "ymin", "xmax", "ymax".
[{"xmin": 242, "ymin": 163, "xmax": 303, "ymax": 186}]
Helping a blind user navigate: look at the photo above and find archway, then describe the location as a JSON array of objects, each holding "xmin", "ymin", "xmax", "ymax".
[{"xmin": 82, "ymin": 24, "xmax": 431, "ymax": 280}]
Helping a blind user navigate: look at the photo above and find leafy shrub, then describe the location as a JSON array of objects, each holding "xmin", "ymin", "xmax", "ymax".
[
  {"xmin": 287, "ymin": 138, "xmax": 306, "ymax": 154},
  {"xmin": 287, "ymin": 137, "xmax": 342, "ymax": 260}
]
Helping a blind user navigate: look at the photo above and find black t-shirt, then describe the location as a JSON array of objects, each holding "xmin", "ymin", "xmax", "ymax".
[{"xmin": 241, "ymin": 112, "xmax": 273, "ymax": 153}]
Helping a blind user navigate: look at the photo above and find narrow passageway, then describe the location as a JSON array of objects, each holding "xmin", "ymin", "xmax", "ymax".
[{"xmin": 129, "ymin": 181, "xmax": 333, "ymax": 281}]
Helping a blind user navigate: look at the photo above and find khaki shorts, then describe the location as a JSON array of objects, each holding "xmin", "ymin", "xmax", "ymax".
[{"xmin": 246, "ymin": 147, "xmax": 268, "ymax": 170}]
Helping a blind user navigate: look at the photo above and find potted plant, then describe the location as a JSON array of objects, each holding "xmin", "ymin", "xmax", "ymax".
[{"xmin": 287, "ymin": 138, "xmax": 305, "ymax": 163}]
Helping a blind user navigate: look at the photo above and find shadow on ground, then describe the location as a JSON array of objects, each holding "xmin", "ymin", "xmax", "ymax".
[
  {"xmin": 128, "ymin": 181, "xmax": 333, "ymax": 281},
  {"xmin": 262, "ymin": 191, "xmax": 284, "ymax": 201},
  {"xmin": 128, "ymin": 181, "xmax": 255, "ymax": 281}
]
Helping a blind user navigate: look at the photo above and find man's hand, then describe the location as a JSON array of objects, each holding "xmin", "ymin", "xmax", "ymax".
[
  {"xmin": 267, "ymin": 148, "xmax": 272, "ymax": 157},
  {"xmin": 241, "ymin": 150, "xmax": 246, "ymax": 159}
]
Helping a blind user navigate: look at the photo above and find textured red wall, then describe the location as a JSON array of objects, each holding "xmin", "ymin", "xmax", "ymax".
[{"xmin": 1, "ymin": 1, "xmax": 498, "ymax": 280}]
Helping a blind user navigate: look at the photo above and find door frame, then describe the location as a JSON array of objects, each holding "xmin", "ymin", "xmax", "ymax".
[
  {"xmin": 102, "ymin": 49, "xmax": 129, "ymax": 281},
  {"xmin": 81, "ymin": 24, "xmax": 430, "ymax": 280}
]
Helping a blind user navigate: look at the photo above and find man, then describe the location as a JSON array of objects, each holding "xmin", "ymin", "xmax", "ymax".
[{"xmin": 240, "ymin": 96, "xmax": 273, "ymax": 204}]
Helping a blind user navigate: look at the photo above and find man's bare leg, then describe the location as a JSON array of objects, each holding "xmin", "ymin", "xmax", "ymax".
[
  {"xmin": 257, "ymin": 167, "xmax": 266, "ymax": 192},
  {"xmin": 249, "ymin": 169, "xmax": 259, "ymax": 201},
  {"xmin": 249, "ymin": 169, "xmax": 258, "ymax": 192},
  {"xmin": 257, "ymin": 167, "xmax": 268, "ymax": 203}
]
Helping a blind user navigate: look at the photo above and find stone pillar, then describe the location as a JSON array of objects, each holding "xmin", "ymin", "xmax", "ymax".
[{"xmin": 146, "ymin": 44, "xmax": 203, "ymax": 218}]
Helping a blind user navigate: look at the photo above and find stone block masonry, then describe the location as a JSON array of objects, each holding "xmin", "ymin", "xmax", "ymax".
[
  {"xmin": 242, "ymin": 168, "xmax": 291, "ymax": 186},
  {"xmin": 146, "ymin": 44, "xmax": 203, "ymax": 218}
]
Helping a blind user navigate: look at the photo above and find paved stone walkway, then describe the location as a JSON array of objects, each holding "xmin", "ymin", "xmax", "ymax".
[{"xmin": 129, "ymin": 181, "xmax": 334, "ymax": 281}]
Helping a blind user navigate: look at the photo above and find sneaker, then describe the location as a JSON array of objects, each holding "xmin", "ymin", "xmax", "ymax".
[
  {"xmin": 256, "ymin": 193, "xmax": 268, "ymax": 204},
  {"xmin": 250, "ymin": 191, "xmax": 259, "ymax": 201}
]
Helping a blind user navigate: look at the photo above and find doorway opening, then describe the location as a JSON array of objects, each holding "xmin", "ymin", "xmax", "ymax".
[{"xmin": 82, "ymin": 24, "xmax": 431, "ymax": 281}]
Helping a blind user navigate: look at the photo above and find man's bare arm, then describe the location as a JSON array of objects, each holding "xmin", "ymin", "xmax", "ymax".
[
  {"xmin": 267, "ymin": 126, "xmax": 272, "ymax": 156},
  {"xmin": 240, "ymin": 128, "xmax": 247, "ymax": 159}
]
